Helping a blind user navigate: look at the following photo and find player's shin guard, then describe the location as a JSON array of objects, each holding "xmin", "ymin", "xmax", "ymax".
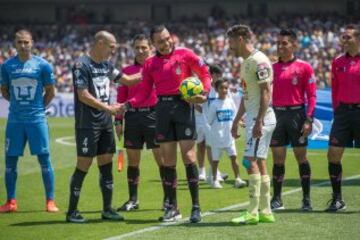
[
  {"xmin": 185, "ymin": 163, "xmax": 200, "ymax": 206},
  {"xmin": 99, "ymin": 162, "xmax": 114, "ymax": 211},
  {"xmin": 328, "ymin": 162, "xmax": 342, "ymax": 199},
  {"xmin": 127, "ymin": 166, "xmax": 139, "ymax": 201},
  {"xmin": 5, "ymin": 156, "xmax": 19, "ymax": 200},
  {"xmin": 260, "ymin": 175, "xmax": 271, "ymax": 215},
  {"xmin": 299, "ymin": 161, "xmax": 311, "ymax": 199},
  {"xmin": 68, "ymin": 168, "xmax": 87, "ymax": 214},
  {"xmin": 38, "ymin": 154, "xmax": 55, "ymax": 200},
  {"xmin": 247, "ymin": 174, "xmax": 261, "ymax": 216},
  {"xmin": 272, "ymin": 164, "xmax": 285, "ymax": 199},
  {"xmin": 164, "ymin": 166, "xmax": 177, "ymax": 208}
]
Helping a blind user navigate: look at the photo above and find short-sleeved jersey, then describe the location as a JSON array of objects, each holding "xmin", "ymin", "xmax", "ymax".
[
  {"xmin": 0, "ymin": 55, "xmax": 55, "ymax": 123},
  {"xmin": 331, "ymin": 54, "xmax": 360, "ymax": 110},
  {"xmin": 240, "ymin": 50, "xmax": 273, "ymax": 116},
  {"xmin": 73, "ymin": 55, "xmax": 121, "ymax": 129},
  {"xmin": 207, "ymin": 97, "xmax": 237, "ymax": 148},
  {"xmin": 273, "ymin": 59, "xmax": 316, "ymax": 117}
]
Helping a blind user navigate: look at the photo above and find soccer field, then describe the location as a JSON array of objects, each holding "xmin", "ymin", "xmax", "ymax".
[{"xmin": 0, "ymin": 118, "xmax": 359, "ymax": 240}]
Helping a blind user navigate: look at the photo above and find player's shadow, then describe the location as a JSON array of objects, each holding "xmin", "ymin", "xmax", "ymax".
[
  {"xmin": 273, "ymin": 209, "xmax": 359, "ymax": 214},
  {"xmin": 124, "ymin": 219, "xmax": 161, "ymax": 224},
  {"xmin": 282, "ymin": 178, "xmax": 360, "ymax": 187},
  {"xmin": 10, "ymin": 219, "xmax": 106, "ymax": 226},
  {"xmin": 177, "ymin": 221, "xmax": 237, "ymax": 227}
]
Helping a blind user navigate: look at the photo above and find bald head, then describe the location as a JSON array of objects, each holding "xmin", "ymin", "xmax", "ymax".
[{"xmin": 95, "ymin": 31, "xmax": 116, "ymax": 44}]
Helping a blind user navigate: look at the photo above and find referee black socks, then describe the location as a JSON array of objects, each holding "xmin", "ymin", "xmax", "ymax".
[
  {"xmin": 299, "ymin": 161, "xmax": 311, "ymax": 199},
  {"xmin": 164, "ymin": 166, "xmax": 177, "ymax": 208},
  {"xmin": 328, "ymin": 162, "xmax": 342, "ymax": 199},
  {"xmin": 68, "ymin": 168, "xmax": 87, "ymax": 215},
  {"xmin": 99, "ymin": 162, "xmax": 114, "ymax": 211},
  {"xmin": 185, "ymin": 163, "xmax": 200, "ymax": 206},
  {"xmin": 127, "ymin": 166, "xmax": 140, "ymax": 202},
  {"xmin": 272, "ymin": 164, "xmax": 285, "ymax": 199}
]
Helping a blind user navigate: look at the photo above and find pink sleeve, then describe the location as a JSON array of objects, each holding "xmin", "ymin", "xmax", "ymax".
[
  {"xmin": 304, "ymin": 64, "xmax": 317, "ymax": 117},
  {"xmin": 115, "ymin": 85, "xmax": 128, "ymax": 121},
  {"xmin": 128, "ymin": 61, "xmax": 154, "ymax": 107},
  {"xmin": 331, "ymin": 60, "xmax": 339, "ymax": 111},
  {"xmin": 186, "ymin": 50, "xmax": 211, "ymax": 93}
]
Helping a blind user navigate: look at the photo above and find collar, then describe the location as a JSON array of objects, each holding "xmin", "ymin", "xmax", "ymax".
[
  {"xmin": 345, "ymin": 52, "xmax": 360, "ymax": 58},
  {"xmin": 156, "ymin": 46, "xmax": 175, "ymax": 57},
  {"xmin": 278, "ymin": 57, "xmax": 297, "ymax": 63}
]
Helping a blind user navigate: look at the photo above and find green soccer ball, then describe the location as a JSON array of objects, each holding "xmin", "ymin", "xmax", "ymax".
[{"xmin": 179, "ymin": 77, "xmax": 204, "ymax": 99}]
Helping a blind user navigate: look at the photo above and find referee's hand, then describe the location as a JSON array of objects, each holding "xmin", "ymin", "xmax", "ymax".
[
  {"xmin": 115, "ymin": 124, "xmax": 123, "ymax": 141},
  {"xmin": 185, "ymin": 94, "xmax": 207, "ymax": 104}
]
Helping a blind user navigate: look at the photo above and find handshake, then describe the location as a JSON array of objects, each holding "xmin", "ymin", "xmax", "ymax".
[{"xmin": 105, "ymin": 102, "xmax": 129, "ymax": 115}]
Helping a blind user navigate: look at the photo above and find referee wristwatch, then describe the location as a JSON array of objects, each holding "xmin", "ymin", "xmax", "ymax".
[{"xmin": 305, "ymin": 116, "xmax": 314, "ymax": 124}]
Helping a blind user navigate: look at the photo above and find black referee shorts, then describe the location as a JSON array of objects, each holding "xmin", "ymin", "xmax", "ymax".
[
  {"xmin": 270, "ymin": 105, "xmax": 307, "ymax": 147},
  {"xmin": 75, "ymin": 128, "xmax": 116, "ymax": 157},
  {"xmin": 329, "ymin": 103, "xmax": 360, "ymax": 148},
  {"xmin": 124, "ymin": 107, "xmax": 159, "ymax": 149},
  {"xmin": 155, "ymin": 95, "xmax": 197, "ymax": 143}
]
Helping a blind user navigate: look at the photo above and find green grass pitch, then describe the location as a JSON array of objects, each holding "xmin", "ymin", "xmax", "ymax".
[{"xmin": 0, "ymin": 118, "xmax": 359, "ymax": 240}]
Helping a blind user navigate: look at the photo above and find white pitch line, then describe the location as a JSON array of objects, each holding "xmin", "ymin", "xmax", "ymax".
[
  {"xmin": 55, "ymin": 136, "xmax": 76, "ymax": 146},
  {"xmin": 104, "ymin": 174, "xmax": 360, "ymax": 240}
]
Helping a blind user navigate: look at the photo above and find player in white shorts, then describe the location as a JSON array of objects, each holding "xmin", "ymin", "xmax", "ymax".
[
  {"xmin": 228, "ymin": 24, "xmax": 276, "ymax": 225},
  {"xmin": 207, "ymin": 79, "xmax": 247, "ymax": 189}
]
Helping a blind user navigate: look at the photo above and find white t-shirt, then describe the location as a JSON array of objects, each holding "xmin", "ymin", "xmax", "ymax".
[
  {"xmin": 240, "ymin": 50, "xmax": 273, "ymax": 117},
  {"xmin": 207, "ymin": 97, "xmax": 237, "ymax": 148}
]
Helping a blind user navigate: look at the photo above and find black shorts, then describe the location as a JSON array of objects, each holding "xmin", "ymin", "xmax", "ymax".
[
  {"xmin": 270, "ymin": 106, "xmax": 307, "ymax": 147},
  {"xmin": 75, "ymin": 128, "xmax": 116, "ymax": 157},
  {"xmin": 124, "ymin": 107, "xmax": 159, "ymax": 149},
  {"xmin": 155, "ymin": 95, "xmax": 197, "ymax": 143},
  {"xmin": 329, "ymin": 103, "xmax": 360, "ymax": 148}
]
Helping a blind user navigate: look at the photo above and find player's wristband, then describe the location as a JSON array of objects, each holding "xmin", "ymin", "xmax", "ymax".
[{"xmin": 114, "ymin": 119, "xmax": 123, "ymax": 126}]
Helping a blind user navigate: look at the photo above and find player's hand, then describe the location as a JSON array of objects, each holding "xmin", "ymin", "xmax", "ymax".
[
  {"xmin": 107, "ymin": 103, "xmax": 122, "ymax": 115},
  {"xmin": 301, "ymin": 120, "xmax": 312, "ymax": 138},
  {"xmin": 231, "ymin": 122, "xmax": 241, "ymax": 139},
  {"xmin": 252, "ymin": 120, "xmax": 263, "ymax": 139},
  {"xmin": 115, "ymin": 124, "xmax": 123, "ymax": 141},
  {"xmin": 185, "ymin": 94, "xmax": 207, "ymax": 104}
]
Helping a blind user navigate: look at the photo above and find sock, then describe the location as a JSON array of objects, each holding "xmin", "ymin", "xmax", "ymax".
[
  {"xmin": 159, "ymin": 166, "xmax": 167, "ymax": 202},
  {"xmin": 272, "ymin": 164, "xmax": 285, "ymax": 199},
  {"xmin": 127, "ymin": 166, "xmax": 140, "ymax": 202},
  {"xmin": 260, "ymin": 175, "xmax": 272, "ymax": 215},
  {"xmin": 299, "ymin": 161, "xmax": 311, "ymax": 199},
  {"xmin": 5, "ymin": 156, "xmax": 19, "ymax": 200},
  {"xmin": 164, "ymin": 166, "xmax": 177, "ymax": 208},
  {"xmin": 99, "ymin": 162, "xmax": 114, "ymax": 211},
  {"xmin": 185, "ymin": 163, "xmax": 200, "ymax": 206},
  {"xmin": 247, "ymin": 173, "xmax": 261, "ymax": 216},
  {"xmin": 67, "ymin": 168, "xmax": 87, "ymax": 214},
  {"xmin": 37, "ymin": 154, "xmax": 55, "ymax": 200},
  {"xmin": 328, "ymin": 162, "xmax": 342, "ymax": 199}
]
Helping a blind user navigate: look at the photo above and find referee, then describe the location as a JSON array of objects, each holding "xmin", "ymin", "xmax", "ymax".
[
  {"xmin": 326, "ymin": 24, "xmax": 360, "ymax": 212},
  {"xmin": 123, "ymin": 25, "xmax": 211, "ymax": 223},
  {"xmin": 270, "ymin": 29, "xmax": 316, "ymax": 211}
]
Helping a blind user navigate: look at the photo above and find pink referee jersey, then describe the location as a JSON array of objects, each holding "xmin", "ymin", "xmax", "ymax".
[
  {"xmin": 273, "ymin": 59, "xmax": 316, "ymax": 117},
  {"xmin": 128, "ymin": 47, "xmax": 211, "ymax": 106},
  {"xmin": 331, "ymin": 54, "xmax": 360, "ymax": 110},
  {"xmin": 115, "ymin": 62, "xmax": 157, "ymax": 121}
]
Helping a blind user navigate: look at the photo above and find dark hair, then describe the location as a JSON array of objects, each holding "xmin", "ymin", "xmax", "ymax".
[
  {"xmin": 345, "ymin": 24, "xmax": 360, "ymax": 37},
  {"xmin": 132, "ymin": 33, "xmax": 150, "ymax": 45},
  {"xmin": 226, "ymin": 24, "xmax": 252, "ymax": 40},
  {"xmin": 209, "ymin": 64, "xmax": 223, "ymax": 75},
  {"xmin": 279, "ymin": 29, "xmax": 297, "ymax": 41},
  {"xmin": 150, "ymin": 24, "xmax": 167, "ymax": 40},
  {"xmin": 214, "ymin": 78, "xmax": 229, "ymax": 91}
]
